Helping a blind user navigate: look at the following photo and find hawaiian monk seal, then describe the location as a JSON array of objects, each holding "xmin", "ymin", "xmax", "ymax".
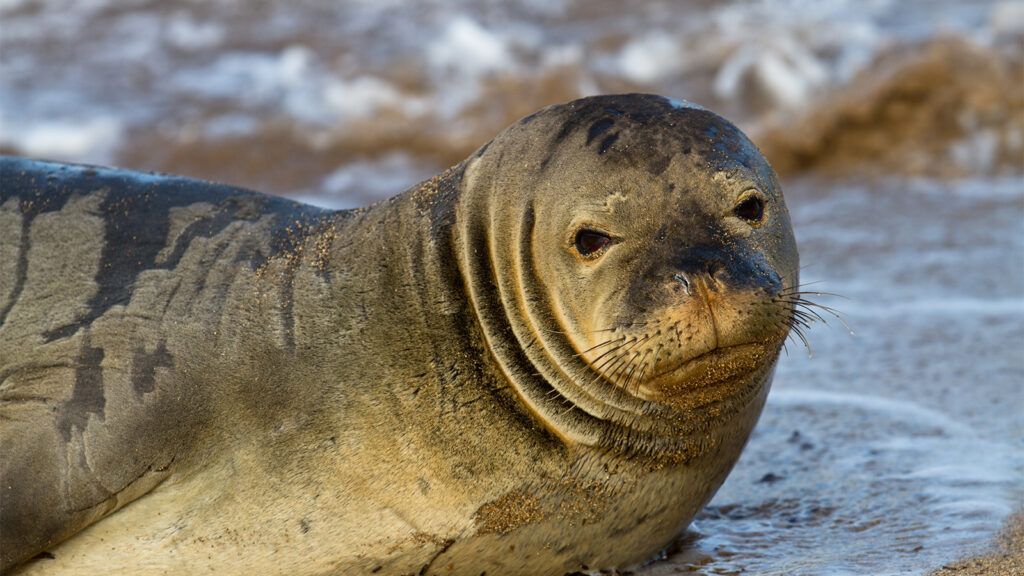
[{"xmin": 0, "ymin": 93, "xmax": 798, "ymax": 575}]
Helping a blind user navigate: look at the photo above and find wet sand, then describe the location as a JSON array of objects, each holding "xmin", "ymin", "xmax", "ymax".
[{"xmin": 930, "ymin": 513, "xmax": 1024, "ymax": 576}]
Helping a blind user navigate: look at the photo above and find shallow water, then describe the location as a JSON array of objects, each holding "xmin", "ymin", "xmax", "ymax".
[{"xmin": 2, "ymin": 0, "xmax": 1023, "ymax": 574}]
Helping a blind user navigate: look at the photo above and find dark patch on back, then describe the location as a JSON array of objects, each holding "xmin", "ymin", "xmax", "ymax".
[
  {"xmin": 131, "ymin": 341, "xmax": 173, "ymax": 396},
  {"xmin": 1, "ymin": 161, "xmax": 79, "ymax": 219},
  {"xmin": 69, "ymin": 191, "xmax": 234, "ymax": 343},
  {"xmin": 57, "ymin": 333, "xmax": 106, "ymax": 442},
  {"xmin": 265, "ymin": 215, "xmax": 330, "ymax": 351},
  {"xmin": 41, "ymin": 323, "xmax": 79, "ymax": 342},
  {"xmin": 0, "ymin": 162, "xmax": 82, "ymax": 329},
  {"xmin": 553, "ymin": 104, "xmax": 587, "ymax": 144},
  {"xmin": 586, "ymin": 118, "xmax": 616, "ymax": 145},
  {"xmin": 0, "ymin": 157, "xmax": 334, "ymax": 342},
  {"xmin": 157, "ymin": 208, "xmax": 238, "ymax": 271},
  {"xmin": 598, "ymin": 133, "xmax": 619, "ymax": 155}
]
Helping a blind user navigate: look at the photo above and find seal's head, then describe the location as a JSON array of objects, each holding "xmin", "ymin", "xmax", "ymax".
[{"xmin": 457, "ymin": 94, "xmax": 798, "ymax": 453}]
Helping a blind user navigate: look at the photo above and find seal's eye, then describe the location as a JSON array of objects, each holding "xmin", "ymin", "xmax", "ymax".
[
  {"xmin": 733, "ymin": 195, "xmax": 765, "ymax": 224},
  {"xmin": 575, "ymin": 229, "xmax": 613, "ymax": 257}
]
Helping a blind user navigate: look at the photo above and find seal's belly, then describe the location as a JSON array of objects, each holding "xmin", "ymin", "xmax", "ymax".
[
  {"xmin": 14, "ymin": 454, "xmax": 726, "ymax": 576},
  {"xmin": 10, "ymin": 448, "xmax": 452, "ymax": 576}
]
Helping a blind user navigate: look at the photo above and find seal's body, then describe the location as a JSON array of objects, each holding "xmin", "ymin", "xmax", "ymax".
[{"xmin": 0, "ymin": 94, "xmax": 798, "ymax": 575}]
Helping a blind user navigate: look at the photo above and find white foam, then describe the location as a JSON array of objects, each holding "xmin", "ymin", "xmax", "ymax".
[
  {"xmin": 172, "ymin": 49, "xmax": 310, "ymax": 102},
  {"xmin": 693, "ymin": 0, "xmax": 905, "ymax": 110},
  {"xmin": 714, "ymin": 35, "xmax": 830, "ymax": 109},
  {"xmin": 991, "ymin": 1, "xmax": 1024, "ymax": 37},
  {"xmin": 4, "ymin": 117, "xmax": 123, "ymax": 163},
  {"xmin": 300, "ymin": 153, "xmax": 438, "ymax": 209},
  {"xmin": 539, "ymin": 43, "xmax": 583, "ymax": 68},
  {"xmin": 170, "ymin": 46, "xmax": 420, "ymax": 127},
  {"xmin": 164, "ymin": 14, "xmax": 225, "ymax": 51},
  {"xmin": 616, "ymin": 33, "xmax": 681, "ymax": 84},
  {"xmin": 426, "ymin": 16, "xmax": 513, "ymax": 77},
  {"xmin": 202, "ymin": 114, "xmax": 261, "ymax": 139},
  {"xmin": 322, "ymin": 75, "xmax": 420, "ymax": 122},
  {"xmin": 948, "ymin": 128, "xmax": 1002, "ymax": 174}
]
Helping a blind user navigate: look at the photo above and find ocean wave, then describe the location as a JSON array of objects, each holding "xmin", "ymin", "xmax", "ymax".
[
  {"xmin": 2, "ymin": 0, "xmax": 1021, "ymax": 195},
  {"xmin": 754, "ymin": 36, "xmax": 1024, "ymax": 178}
]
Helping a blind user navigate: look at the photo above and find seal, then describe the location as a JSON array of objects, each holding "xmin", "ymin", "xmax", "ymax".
[{"xmin": 0, "ymin": 93, "xmax": 799, "ymax": 575}]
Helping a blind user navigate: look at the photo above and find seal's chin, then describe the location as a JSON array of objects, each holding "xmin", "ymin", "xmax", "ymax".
[{"xmin": 633, "ymin": 341, "xmax": 776, "ymax": 406}]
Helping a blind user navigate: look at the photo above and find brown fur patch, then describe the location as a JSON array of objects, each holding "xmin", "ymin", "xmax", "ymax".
[{"xmin": 473, "ymin": 490, "xmax": 543, "ymax": 535}]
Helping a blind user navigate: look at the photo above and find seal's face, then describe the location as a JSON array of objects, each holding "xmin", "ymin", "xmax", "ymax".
[
  {"xmin": 459, "ymin": 94, "xmax": 798, "ymax": 447},
  {"xmin": 529, "ymin": 98, "xmax": 798, "ymax": 410}
]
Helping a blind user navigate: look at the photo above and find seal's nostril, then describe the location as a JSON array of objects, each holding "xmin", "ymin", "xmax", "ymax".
[{"xmin": 673, "ymin": 273, "xmax": 691, "ymax": 295}]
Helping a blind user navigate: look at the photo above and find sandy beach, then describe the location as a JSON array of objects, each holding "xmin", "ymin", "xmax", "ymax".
[{"xmin": 931, "ymin": 513, "xmax": 1024, "ymax": 576}]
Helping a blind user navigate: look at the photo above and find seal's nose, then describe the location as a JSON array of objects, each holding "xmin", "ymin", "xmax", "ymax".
[
  {"xmin": 672, "ymin": 250, "xmax": 726, "ymax": 295},
  {"xmin": 672, "ymin": 245, "xmax": 780, "ymax": 295}
]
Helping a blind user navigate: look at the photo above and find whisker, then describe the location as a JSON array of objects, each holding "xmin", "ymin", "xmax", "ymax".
[
  {"xmin": 793, "ymin": 300, "xmax": 854, "ymax": 335},
  {"xmin": 789, "ymin": 312, "xmax": 819, "ymax": 330},
  {"xmin": 631, "ymin": 363, "xmax": 649, "ymax": 397},
  {"xmin": 622, "ymin": 350, "xmax": 649, "ymax": 393},
  {"xmin": 789, "ymin": 324, "xmax": 813, "ymax": 358},
  {"xmin": 783, "ymin": 290, "xmax": 849, "ymax": 300},
  {"xmin": 593, "ymin": 348, "xmax": 633, "ymax": 383},
  {"xmin": 574, "ymin": 336, "xmax": 626, "ymax": 358},
  {"xmin": 608, "ymin": 350, "xmax": 640, "ymax": 384},
  {"xmin": 589, "ymin": 338, "xmax": 634, "ymax": 367},
  {"xmin": 792, "ymin": 305, "xmax": 829, "ymax": 325},
  {"xmin": 604, "ymin": 334, "xmax": 653, "ymax": 386},
  {"xmin": 627, "ymin": 349, "xmax": 653, "ymax": 395}
]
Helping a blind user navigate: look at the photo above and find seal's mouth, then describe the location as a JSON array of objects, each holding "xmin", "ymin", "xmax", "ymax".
[{"xmin": 633, "ymin": 341, "xmax": 773, "ymax": 402}]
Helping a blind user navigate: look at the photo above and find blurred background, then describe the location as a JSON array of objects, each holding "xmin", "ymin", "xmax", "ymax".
[{"xmin": 2, "ymin": 0, "xmax": 1022, "ymax": 574}]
